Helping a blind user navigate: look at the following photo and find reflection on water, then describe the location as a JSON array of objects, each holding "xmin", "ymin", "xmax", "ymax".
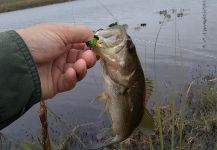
[
  {"xmin": 0, "ymin": 0, "xmax": 217, "ymax": 149},
  {"xmin": 202, "ymin": 0, "xmax": 207, "ymax": 48},
  {"xmin": 157, "ymin": 8, "xmax": 189, "ymax": 21}
]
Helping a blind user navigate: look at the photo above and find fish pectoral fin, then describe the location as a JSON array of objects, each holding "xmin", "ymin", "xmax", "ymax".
[
  {"xmin": 139, "ymin": 108, "xmax": 154, "ymax": 129},
  {"xmin": 91, "ymin": 92, "xmax": 110, "ymax": 118},
  {"xmin": 96, "ymin": 92, "xmax": 108, "ymax": 101},
  {"xmin": 145, "ymin": 78, "xmax": 154, "ymax": 101},
  {"xmin": 98, "ymin": 103, "xmax": 109, "ymax": 118},
  {"xmin": 91, "ymin": 92, "xmax": 107, "ymax": 104},
  {"xmin": 98, "ymin": 96, "xmax": 110, "ymax": 118},
  {"xmin": 97, "ymin": 128, "xmax": 114, "ymax": 140}
]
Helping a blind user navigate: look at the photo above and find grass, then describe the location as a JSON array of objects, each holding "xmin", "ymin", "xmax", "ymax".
[
  {"xmin": 1, "ymin": 7, "xmax": 216, "ymax": 150},
  {"xmin": 8, "ymin": 107, "xmax": 87, "ymax": 150},
  {"xmin": 86, "ymin": 83, "xmax": 215, "ymax": 150},
  {"xmin": 98, "ymin": 9, "xmax": 217, "ymax": 150},
  {"xmin": 109, "ymin": 77, "xmax": 216, "ymax": 150},
  {"xmin": 0, "ymin": 0, "xmax": 69, "ymax": 13},
  {"xmin": 2, "ymin": 49, "xmax": 217, "ymax": 150},
  {"xmin": 155, "ymin": 104, "xmax": 164, "ymax": 150}
]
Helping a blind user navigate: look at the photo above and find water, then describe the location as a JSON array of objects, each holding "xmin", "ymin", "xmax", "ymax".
[{"xmin": 0, "ymin": 0, "xmax": 217, "ymax": 148}]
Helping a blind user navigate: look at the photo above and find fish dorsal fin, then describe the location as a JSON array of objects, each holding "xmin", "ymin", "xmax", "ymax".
[
  {"xmin": 139, "ymin": 108, "xmax": 154, "ymax": 129},
  {"xmin": 145, "ymin": 78, "xmax": 154, "ymax": 101}
]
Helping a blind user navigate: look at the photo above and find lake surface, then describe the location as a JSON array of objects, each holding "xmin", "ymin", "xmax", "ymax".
[{"xmin": 0, "ymin": 0, "xmax": 217, "ymax": 148}]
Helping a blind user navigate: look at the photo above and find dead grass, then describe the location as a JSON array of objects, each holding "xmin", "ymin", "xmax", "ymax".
[
  {"xmin": 115, "ymin": 78, "xmax": 217, "ymax": 150},
  {"xmin": 0, "ymin": 0, "xmax": 68, "ymax": 13},
  {"xmin": 5, "ymin": 76, "xmax": 216, "ymax": 150}
]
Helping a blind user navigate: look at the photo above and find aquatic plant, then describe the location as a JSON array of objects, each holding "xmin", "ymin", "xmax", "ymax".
[{"xmin": 109, "ymin": 76, "xmax": 216, "ymax": 150}]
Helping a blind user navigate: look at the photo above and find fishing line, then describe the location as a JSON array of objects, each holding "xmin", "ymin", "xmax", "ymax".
[
  {"xmin": 71, "ymin": 1, "xmax": 76, "ymax": 24},
  {"xmin": 71, "ymin": 0, "xmax": 101, "ymax": 89},
  {"xmin": 95, "ymin": 0, "xmax": 119, "ymax": 23}
]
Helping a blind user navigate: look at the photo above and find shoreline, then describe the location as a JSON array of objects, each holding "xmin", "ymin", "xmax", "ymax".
[{"xmin": 0, "ymin": 0, "xmax": 69, "ymax": 13}]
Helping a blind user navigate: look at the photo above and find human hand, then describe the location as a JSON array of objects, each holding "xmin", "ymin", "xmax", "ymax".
[{"xmin": 16, "ymin": 24, "xmax": 97, "ymax": 100}]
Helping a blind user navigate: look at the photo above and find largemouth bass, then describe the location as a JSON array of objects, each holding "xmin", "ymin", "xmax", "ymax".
[{"xmin": 89, "ymin": 24, "xmax": 154, "ymax": 149}]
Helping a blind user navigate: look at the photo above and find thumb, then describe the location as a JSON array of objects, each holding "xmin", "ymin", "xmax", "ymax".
[{"xmin": 55, "ymin": 24, "xmax": 94, "ymax": 44}]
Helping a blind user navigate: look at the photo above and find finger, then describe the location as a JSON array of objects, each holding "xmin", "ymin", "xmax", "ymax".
[
  {"xmin": 79, "ymin": 50, "xmax": 97, "ymax": 68},
  {"xmin": 58, "ymin": 68, "xmax": 77, "ymax": 92},
  {"xmin": 67, "ymin": 49, "xmax": 80, "ymax": 63},
  {"xmin": 71, "ymin": 43, "xmax": 88, "ymax": 50},
  {"xmin": 73, "ymin": 59, "xmax": 87, "ymax": 81}
]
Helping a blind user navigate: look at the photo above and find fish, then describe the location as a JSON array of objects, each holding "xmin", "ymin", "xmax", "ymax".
[{"xmin": 88, "ymin": 24, "xmax": 154, "ymax": 149}]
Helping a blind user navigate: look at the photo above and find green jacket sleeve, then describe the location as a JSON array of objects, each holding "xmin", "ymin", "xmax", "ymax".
[{"xmin": 0, "ymin": 30, "xmax": 41, "ymax": 130}]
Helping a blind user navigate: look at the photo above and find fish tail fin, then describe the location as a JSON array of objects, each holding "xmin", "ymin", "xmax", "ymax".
[
  {"xmin": 139, "ymin": 108, "xmax": 154, "ymax": 130},
  {"xmin": 87, "ymin": 135, "xmax": 120, "ymax": 150}
]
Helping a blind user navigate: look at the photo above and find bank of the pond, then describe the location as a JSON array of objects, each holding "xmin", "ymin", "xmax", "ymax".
[
  {"xmin": 0, "ymin": 0, "xmax": 70, "ymax": 13},
  {"xmin": 8, "ymin": 76, "xmax": 217, "ymax": 150}
]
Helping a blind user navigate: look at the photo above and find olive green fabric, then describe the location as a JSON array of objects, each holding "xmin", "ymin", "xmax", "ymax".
[{"xmin": 0, "ymin": 30, "xmax": 41, "ymax": 129}]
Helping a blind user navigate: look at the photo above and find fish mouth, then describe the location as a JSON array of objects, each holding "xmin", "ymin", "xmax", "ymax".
[
  {"xmin": 93, "ymin": 26, "xmax": 127, "ymax": 56},
  {"xmin": 96, "ymin": 28, "xmax": 124, "ymax": 46},
  {"xmin": 94, "ymin": 39, "xmax": 125, "ymax": 57}
]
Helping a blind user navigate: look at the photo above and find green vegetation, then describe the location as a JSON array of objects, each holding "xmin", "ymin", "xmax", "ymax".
[
  {"xmin": 1, "ymin": 7, "xmax": 216, "ymax": 149},
  {"xmin": 112, "ymin": 77, "xmax": 217, "ymax": 150},
  {"xmin": 8, "ymin": 76, "xmax": 216, "ymax": 150},
  {"xmin": 0, "ymin": 0, "xmax": 69, "ymax": 13}
]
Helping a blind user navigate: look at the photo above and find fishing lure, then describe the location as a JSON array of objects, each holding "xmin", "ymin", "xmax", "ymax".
[{"xmin": 86, "ymin": 35, "xmax": 99, "ymax": 47}]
